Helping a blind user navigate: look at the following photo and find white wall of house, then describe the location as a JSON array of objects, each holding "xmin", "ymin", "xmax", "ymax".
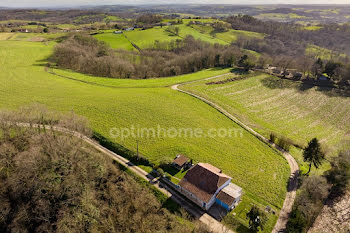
[{"xmin": 179, "ymin": 186, "xmax": 206, "ymax": 208}]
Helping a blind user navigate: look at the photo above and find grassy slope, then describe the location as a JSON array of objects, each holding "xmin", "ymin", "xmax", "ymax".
[
  {"xmin": 182, "ymin": 73, "xmax": 350, "ymax": 170},
  {"xmin": 124, "ymin": 27, "xmax": 181, "ymax": 49},
  {"xmin": 93, "ymin": 32, "xmax": 136, "ymax": 51},
  {"xmin": 121, "ymin": 24, "xmax": 263, "ymax": 50},
  {"xmin": 190, "ymin": 24, "xmax": 264, "ymax": 43},
  {"xmin": 52, "ymin": 67, "xmax": 231, "ymax": 88},
  {"xmin": 306, "ymin": 44, "xmax": 347, "ymax": 59},
  {"xmin": 0, "ymin": 32, "xmax": 65, "ymax": 41},
  {"xmin": 0, "ymin": 41, "xmax": 289, "ymax": 215}
]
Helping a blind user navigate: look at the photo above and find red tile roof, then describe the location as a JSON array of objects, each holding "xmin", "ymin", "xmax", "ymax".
[
  {"xmin": 216, "ymin": 191, "xmax": 235, "ymax": 206},
  {"xmin": 173, "ymin": 154, "xmax": 189, "ymax": 167},
  {"xmin": 179, "ymin": 163, "xmax": 231, "ymax": 203}
]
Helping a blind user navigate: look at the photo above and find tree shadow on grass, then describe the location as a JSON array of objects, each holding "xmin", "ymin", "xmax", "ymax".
[
  {"xmin": 230, "ymin": 67, "xmax": 250, "ymax": 75},
  {"xmin": 161, "ymin": 164, "xmax": 179, "ymax": 176},
  {"xmin": 93, "ymin": 132, "xmax": 153, "ymax": 168},
  {"xmin": 260, "ymin": 76, "xmax": 350, "ymax": 98},
  {"xmin": 161, "ymin": 198, "xmax": 183, "ymax": 215}
]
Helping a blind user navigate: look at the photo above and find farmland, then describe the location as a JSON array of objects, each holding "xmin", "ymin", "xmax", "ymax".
[
  {"xmin": 95, "ymin": 23, "xmax": 264, "ymax": 50},
  {"xmin": 0, "ymin": 32, "xmax": 65, "ymax": 41},
  {"xmin": 182, "ymin": 73, "xmax": 350, "ymax": 172},
  {"xmin": 0, "ymin": 39, "xmax": 290, "ymax": 228},
  {"xmin": 123, "ymin": 26, "xmax": 181, "ymax": 49},
  {"xmin": 93, "ymin": 32, "xmax": 136, "ymax": 51}
]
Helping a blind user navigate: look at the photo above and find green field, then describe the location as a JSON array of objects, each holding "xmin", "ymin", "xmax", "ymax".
[
  {"xmin": 188, "ymin": 23, "xmax": 264, "ymax": 43},
  {"xmin": 124, "ymin": 27, "xmax": 181, "ymax": 49},
  {"xmin": 306, "ymin": 44, "xmax": 347, "ymax": 59},
  {"xmin": 96, "ymin": 23, "xmax": 264, "ymax": 50},
  {"xmin": 52, "ymin": 67, "xmax": 231, "ymax": 88},
  {"xmin": 0, "ymin": 40, "xmax": 290, "ymax": 221},
  {"xmin": 0, "ymin": 33, "xmax": 14, "ymax": 40},
  {"xmin": 0, "ymin": 32, "xmax": 65, "ymax": 42},
  {"xmin": 256, "ymin": 13, "xmax": 308, "ymax": 20},
  {"xmin": 303, "ymin": 25, "xmax": 323, "ymax": 30},
  {"xmin": 182, "ymin": 73, "xmax": 350, "ymax": 168},
  {"xmin": 93, "ymin": 32, "xmax": 136, "ymax": 51}
]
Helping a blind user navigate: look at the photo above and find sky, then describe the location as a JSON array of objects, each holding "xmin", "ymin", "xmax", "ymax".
[{"xmin": 0, "ymin": 0, "xmax": 349, "ymax": 8}]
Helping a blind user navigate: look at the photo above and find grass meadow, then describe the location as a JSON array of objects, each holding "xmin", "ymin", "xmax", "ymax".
[
  {"xmin": 96, "ymin": 22, "xmax": 264, "ymax": 50},
  {"xmin": 182, "ymin": 73, "xmax": 350, "ymax": 173},
  {"xmin": 0, "ymin": 39, "xmax": 290, "ymax": 217},
  {"xmin": 124, "ymin": 27, "xmax": 181, "ymax": 49},
  {"xmin": 52, "ymin": 67, "xmax": 232, "ymax": 88},
  {"xmin": 306, "ymin": 44, "xmax": 347, "ymax": 59},
  {"xmin": 0, "ymin": 32, "xmax": 65, "ymax": 42},
  {"xmin": 93, "ymin": 32, "xmax": 136, "ymax": 51}
]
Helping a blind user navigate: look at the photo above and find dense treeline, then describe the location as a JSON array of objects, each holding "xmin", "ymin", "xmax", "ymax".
[
  {"xmin": 286, "ymin": 150, "xmax": 350, "ymax": 233},
  {"xmin": 51, "ymin": 33, "xmax": 246, "ymax": 79},
  {"xmin": 0, "ymin": 107, "xmax": 209, "ymax": 233},
  {"xmin": 228, "ymin": 15, "xmax": 350, "ymax": 84},
  {"xmin": 227, "ymin": 15, "xmax": 350, "ymax": 55}
]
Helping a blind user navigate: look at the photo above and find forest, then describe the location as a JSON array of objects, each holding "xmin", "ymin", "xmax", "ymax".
[{"xmin": 51, "ymin": 33, "xmax": 244, "ymax": 79}]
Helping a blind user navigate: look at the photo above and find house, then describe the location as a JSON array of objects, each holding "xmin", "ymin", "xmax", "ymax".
[
  {"xmin": 266, "ymin": 66, "xmax": 280, "ymax": 75},
  {"xmin": 17, "ymin": 28, "xmax": 29, "ymax": 33},
  {"xmin": 178, "ymin": 163, "xmax": 242, "ymax": 211},
  {"xmin": 172, "ymin": 154, "xmax": 191, "ymax": 170},
  {"xmin": 114, "ymin": 31, "xmax": 123, "ymax": 34},
  {"xmin": 124, "ymin": 27, "xmax": 134, "ymax": 31}
]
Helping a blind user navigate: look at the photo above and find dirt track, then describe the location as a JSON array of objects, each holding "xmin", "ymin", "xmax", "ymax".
[{"xmin": 172, "ymin": 81, "xmax": 300, "ymax": 233}]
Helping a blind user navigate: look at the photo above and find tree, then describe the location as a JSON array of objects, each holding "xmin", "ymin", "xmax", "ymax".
[
  {"xmin": 303, "ymin": 138, "xmax": 325, "ymax": 175},
  {"xmin": 238, "ymin": 55, "xmax": 254, "ymax": 71},
  {"xmin": 166, "ymin": 26, "xmax": 180, "ymax": 36},
  {"xmin": 174, "ymin": 26, "xmax": 180, "ymax": 36},
  {"xmin": 43, "ymin": 27, "xmax": 48, "ymax": 33},
  {"xmin": 326, "ymin": 150, "xmax": 350, "ymax": 197},
  {"xmin": 311, "ymin": 58, "xmax": 324, "ymax": 78},
  {"xmin": 286, "ymin": 209, "xmax": 306, "ymax": 233},
  {"xmin": 269, "ymin": 133, "xmax": 276, "ymax": 143},
  {"xmin": 246, "ymin": 206, "xmax": 266, "ymax": 232},
  {"xmin": 277, "ymin": 136, "xmax": 292, "ymax": 151},
  {"xmin": 324, "ymin": 60, "xmax": 342, "ymax": 79},
  {"xmin": 286, "ymin": 176, "xmax": 330, "ymax": 233}
]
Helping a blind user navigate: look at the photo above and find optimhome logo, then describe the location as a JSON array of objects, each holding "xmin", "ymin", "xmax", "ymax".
[{"xmin": 109, "ymin": 125, "xmax": 244, "ymax": 140}]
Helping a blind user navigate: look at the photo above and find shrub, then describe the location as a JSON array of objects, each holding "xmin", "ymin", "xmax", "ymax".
[
  {"xmin": 286, "ymin": 176, "xmax": 330, "ymax": 233},
  {"xmin": 326, "ymin": 150, "xmax": 350, "ymax": 198},
  {"xmin": 269, "ymin": 133, "xmax": 277, "ymax": 143},
  {"xmin": 277, "ymin": 136, "xmax": 293, "ymax": 151}
]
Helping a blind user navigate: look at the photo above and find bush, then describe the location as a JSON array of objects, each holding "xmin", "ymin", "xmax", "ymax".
[
  {"xmin": 286, "ymin": 176, "xmax": 330, "ymax": 233},
  {"xmin": 326, "ymin": 150, "xmax": 350, "ymax": 198},
  {"xmin": 269, "ymin": 133, "xmax": 277, "ymax": 143},
  {"xmin": 277, "ymin": 136, "xmax": 293, "ymax": 151}
]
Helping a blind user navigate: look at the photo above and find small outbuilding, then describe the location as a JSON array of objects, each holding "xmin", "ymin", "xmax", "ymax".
[{"xmin": 172, "ymin": 154, "xmax": 191, "ymax": 170}]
